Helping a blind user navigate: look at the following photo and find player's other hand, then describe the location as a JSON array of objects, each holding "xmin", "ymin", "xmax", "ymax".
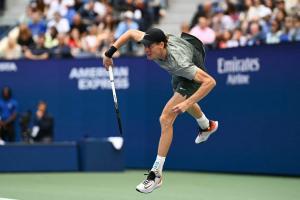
[
  {"xmin": 103, "ymin": 56, "xmax": 113, "ymax": 70},
  {"xmin": 172, "ymin": 101, "xmax": 190, "ymax": 114}
]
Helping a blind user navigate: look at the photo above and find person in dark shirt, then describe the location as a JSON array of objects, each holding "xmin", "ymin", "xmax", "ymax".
[
  {"xmin": 50, "ymin": 33, "xmax": 73, "ymax": 59},
  {"xmin": 31, "ymin": 101, "xmax": 54, "ymax": 143},
  {"xmin": 79, "ymin": 0, "xmax": 98, "ymax": 25},
  {"xmin": 70, "ymin": 14, "xmax": 87, "ymax": 35},
  {"xmin": 24, "ymin": 33, "xmax": 49, "ymax": 60}
]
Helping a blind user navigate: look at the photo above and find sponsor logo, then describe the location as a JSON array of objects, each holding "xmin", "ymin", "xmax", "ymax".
[
  {"xmin": 144, "ymin": 183, "xmax": 153, "ymax": 189},
  {"xmin": 69, "ymin": 66, "xmax": 129, "ymax": 90},
  {"xmin": 0, "ymin": 62, "xmax": 17, "ymax": 72},
  {"xmin": 217, "ymin": 57, "xmax": 260, "ymax": 85}
]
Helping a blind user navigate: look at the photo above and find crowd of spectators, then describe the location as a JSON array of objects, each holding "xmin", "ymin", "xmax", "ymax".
[
  {"xmin": 186, "ymin": 0, "xmax": 299, "ymax": 49},
  {"xmin": 0, "ymin": 0, "xmax": 298, "ymax": 59},
  {"xmin": 0, "ymin": 0, "xmax": 168, "ymax": 59}
]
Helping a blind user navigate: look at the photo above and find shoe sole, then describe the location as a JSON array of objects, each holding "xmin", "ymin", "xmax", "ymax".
[{"xmin": 195, "ymin": 121, "xmax": 219, "ymax": 144}]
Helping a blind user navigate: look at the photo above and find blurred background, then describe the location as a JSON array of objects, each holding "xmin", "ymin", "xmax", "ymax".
[{"xmin": 0, "ymin": 0, "xmax": 299, "ymax": 199}]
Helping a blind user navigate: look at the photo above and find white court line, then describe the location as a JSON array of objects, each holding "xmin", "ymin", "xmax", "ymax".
[{"xmin": 0, "ymin": 198, "xmax": 19, "ymax": 200}]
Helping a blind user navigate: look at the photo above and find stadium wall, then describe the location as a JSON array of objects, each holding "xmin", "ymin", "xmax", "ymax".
[{"xmin": 0, "ymin": 42, "xmax": 299, "ymax": 175}]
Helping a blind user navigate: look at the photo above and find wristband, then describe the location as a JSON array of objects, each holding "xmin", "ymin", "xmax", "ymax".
[{"xmin": 104, "ymin": 46, "xmax": 117, "ymax": 58}]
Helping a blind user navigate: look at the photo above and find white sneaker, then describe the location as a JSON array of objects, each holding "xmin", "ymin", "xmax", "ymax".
[
  {"xmin": 195, "ymin": 120, "xmax": 218, "ymax": 144},
  {"xmin": 136, "ymin": 171, "xmax": 163, "ymax": 193}
]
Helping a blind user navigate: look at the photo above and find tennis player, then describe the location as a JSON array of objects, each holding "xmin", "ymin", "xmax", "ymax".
[{"xmin": 103, "ymin": 28, "xmax": 218, "ymax": 194}]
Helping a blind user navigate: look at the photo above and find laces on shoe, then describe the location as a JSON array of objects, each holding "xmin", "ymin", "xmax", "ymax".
[
  {"xmin": 144, "ymin": 171, "xmax": 156, "ymax": 182},
  {"xmin": 142, "ymin": 171, "xmax": 156, "ymax": 185}
]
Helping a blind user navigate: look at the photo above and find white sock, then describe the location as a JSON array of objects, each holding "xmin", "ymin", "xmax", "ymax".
[
  {"xmin": 196, "ymin": 112, "xmax": 209, "ymax": 129},
  {"xmin": 151, "ymin": 155, "xmax": 166, "ymax": 174}
]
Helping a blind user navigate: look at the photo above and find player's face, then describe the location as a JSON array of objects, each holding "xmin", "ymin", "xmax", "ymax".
[{"xmin": 144, "ymin": 42, "xmax": 164, "ymax": 60}]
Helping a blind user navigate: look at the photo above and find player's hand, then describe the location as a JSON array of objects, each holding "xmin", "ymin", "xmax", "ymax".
[
  {"xmin": 103, "ymin": 56, "xmax": 113, "ymax": 70},
  {"xmin": 172, "ymin": 101, "xmax": 190, "ymax": 114}
]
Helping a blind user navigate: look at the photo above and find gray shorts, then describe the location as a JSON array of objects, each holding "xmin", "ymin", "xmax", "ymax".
[{"xmin": 172, "ymin": 75, "xmax": 201, "ymax": 97}]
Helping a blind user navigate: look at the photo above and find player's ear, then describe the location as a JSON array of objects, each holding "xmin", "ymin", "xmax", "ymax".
[{"xmin": 159, "ymin": 41, "xmax": 165, "ymax": 48}]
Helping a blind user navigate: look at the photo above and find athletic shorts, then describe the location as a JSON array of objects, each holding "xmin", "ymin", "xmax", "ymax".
[{"xmin": 172, "ymin": 76, "xmax": 201, "ymax": 97}]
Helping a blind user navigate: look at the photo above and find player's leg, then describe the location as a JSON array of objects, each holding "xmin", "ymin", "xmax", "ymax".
[
  {"xmin": 186, "ymin": 103, "xmax": 218, "ymax": 144},
  {"xmin": 136, "ymin": 92, "xmax": 186, "ymax": 193},
  {"xmin": 157, "ymin": 92, "xmax": 186, "ymax": 157}
]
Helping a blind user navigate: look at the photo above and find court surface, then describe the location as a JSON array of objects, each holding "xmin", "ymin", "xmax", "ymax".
[{"xmin": 0, "ymin": 170, "xmax": 299, "ymax": 200}]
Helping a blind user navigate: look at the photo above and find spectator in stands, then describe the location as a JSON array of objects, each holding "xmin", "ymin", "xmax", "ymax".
[
  {"xmin": 31, "ymin": 0, "xmax": 47, "ymax": 15},
  {"xmin": 47, "ymin": 11, "xmax": 70, "ymax": 34},
  {"xmin": 280, "ymin": 15, "xmax": 297, "ymax": 42},
  {"xmin": 31, "ymin": 101, "xmax": 54, "ymax": 143},
  {"xmin": 17, "ymin": 24, "xmax": 35, "ymax": 50},
  {"xmin": 247, "ymin": 21, "xmax": 265, "ymax": 46},
  {"xmin": 247, "ymin": 0, "xmax": 269, "ymax": 21},
  {"xmin": 264, "ymin": 0, "xmax": 275, "ymax": 11},
  {"xmin": 70, "ymin": 14, "xmax": 87, "ymax": 35},
  {"xmin": 2, "ymin": 37, "xmax": 22, "ymax": 60},
  {"xmin": 28, "ymin": 10, "xmax": 47, "ymax": 38},
  {"xmin": 227, "ymin": 28, "xmax": 247, "ymax": 47},
  {"xmin": 68, "ymin": 28, "xmax": 83, "ymax": 57},
  {"xmin": 81, "ymin": 24, "xmax": 99, "ymax": 54},
  {"xmin": 133, "ymin": 0, "xmax": 153, "ymax": 31},
  {"xmin": 79, "ymin": 0, "xmax": 99, "ymax": 25},
  {"xmin": 225, "ymin": 0, "xmax": 240, "ymax": 25},
  {"xmin": 211, "ymin": 8, "xmax": 235, "ymax": 37},
  {"xmin": 266, "ymin": 20, "xmax": 282, "ymax": 44},
  {"xmin": 272, "ymin": 0, "xmax": 287, "ymax": 25},
  {"xmin": 97, "ymin": 14, "xmax": 116, "ymax": 55},
  {"xmin": 180, "ymin": 21, "xmax": 190, "ymax": 33},
  {"xmin": 114, "ymin": 10, "xmax": 139, "ymax": 55},
  {"xmin": 259, "ymin": 8, "xmax": 273, "ymax": 37},
  {"xmin": 24, "ymin": 34, "xmax": 49, "ymax": 60},
  {"xmin": 218, "ymin": 30, "xmax": 233, "ymax": 48},
  {"xmin": 274, "ymin": 9, "xmax": 287, "ymax": 27},
  {"xmin": 74, "ymin": 0, "xmax": 84, "ymax": 12},
  {"xmin": 45, "ymin": 26, "xmax": 59, "ymax": 48},
  {"xmin": 149, "ymin": 0, "xmax": 163, "ymax": 24},
  {"xmin": 50, "ymin": 33, "xmax": 73, "ymax": 58},
  {"xmin": 190, "ymin": 1, "xmax": 214, "ymax": 28},
  {"xmin": 0, "ymin": 86, "xmax": 18, "ymax": 144},
  {"xmin": 64, "ymin": 4, "xmax": 78, "ymax": 25},
  {"xmin": 46, "ymin": 0, "xmax": 72, "ymax": 20},
  {"xmin": 190, "ymin": 16, "xmax": 216, "ymax": 47}
]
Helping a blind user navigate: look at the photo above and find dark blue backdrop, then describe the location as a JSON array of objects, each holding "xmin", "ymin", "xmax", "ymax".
[{"xmin": 1, "ymin": 42, "xmax": 299, "ymax": 175}]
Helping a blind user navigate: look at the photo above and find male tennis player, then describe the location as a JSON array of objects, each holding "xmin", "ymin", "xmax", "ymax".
[{"xmin": 103, "ymin": 28, "xmax": 218, "ymax": 194}]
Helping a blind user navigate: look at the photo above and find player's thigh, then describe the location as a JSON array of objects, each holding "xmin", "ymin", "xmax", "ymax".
[{"xmin": 161, "ymin": 92, "xmax": 186, "ymax": 118}]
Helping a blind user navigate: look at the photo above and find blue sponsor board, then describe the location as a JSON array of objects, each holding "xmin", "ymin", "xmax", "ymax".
[{"xmin": 0, "ymin": 42, "xmax": 299, "ymax": 175}]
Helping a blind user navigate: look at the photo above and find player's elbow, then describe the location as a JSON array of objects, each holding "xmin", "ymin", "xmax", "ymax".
[
  {"xmin": 210, "ymin": 77, "xmax": 216, "ymax": 88},
  {"xmin": 205, "ymin": 77, "xmax": 216, "ymax": 90}
]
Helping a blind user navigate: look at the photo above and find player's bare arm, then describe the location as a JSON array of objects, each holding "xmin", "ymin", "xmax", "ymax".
[{"xmin": 103, "ymin": 30, "xmax": 145, "ymax": 70}]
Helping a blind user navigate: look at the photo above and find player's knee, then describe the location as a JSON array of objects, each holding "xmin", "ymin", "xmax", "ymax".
[{"xmin": 159, "ymin": 113, "xmax": 175, "ymax": 129}]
